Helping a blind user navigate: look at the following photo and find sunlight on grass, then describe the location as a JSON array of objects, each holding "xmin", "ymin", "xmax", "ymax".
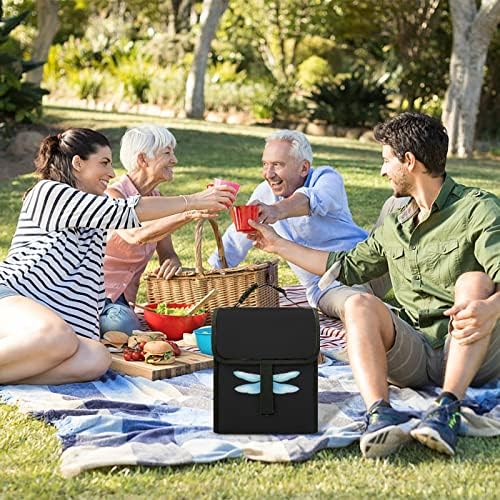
[{"xmin": 0, "ymin": 107, "xmax": 499, "ymax": 496}]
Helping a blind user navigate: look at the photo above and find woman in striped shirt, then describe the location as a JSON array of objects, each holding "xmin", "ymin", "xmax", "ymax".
[{"xmin": 0, "ymin": 128, "xmax": 235, "ymax": 385}]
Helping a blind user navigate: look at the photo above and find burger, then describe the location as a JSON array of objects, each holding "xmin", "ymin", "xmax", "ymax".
[
  {"xmin": 143, "ymin": 340, "xmax": 176, "ymax": 365},
  {"xmin": 102, "ymin": 330, "xmax": 129, "ymax": 351},
  {"xmin": 128, "ymin": 331, "xmax": 166, "ymax": 349}
]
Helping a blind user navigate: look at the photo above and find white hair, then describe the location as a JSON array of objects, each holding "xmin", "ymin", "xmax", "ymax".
[
  {"xmin": 264, "ymin": 130, "xmax": 313, "ymax": 165},
  {"xmin": 119, "ymin": 124, "xmax": 177, "ymax": 172}
]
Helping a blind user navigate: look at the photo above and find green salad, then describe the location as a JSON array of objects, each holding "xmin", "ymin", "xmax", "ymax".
[{"xmin": 155, "ymin": 303, "xmax": 205, "ymax": 316}]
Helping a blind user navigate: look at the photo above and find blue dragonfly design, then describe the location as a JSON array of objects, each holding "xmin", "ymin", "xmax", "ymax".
[{"xmin": 233, "ymin": 370, "xmax": 300, "ymax": 395}]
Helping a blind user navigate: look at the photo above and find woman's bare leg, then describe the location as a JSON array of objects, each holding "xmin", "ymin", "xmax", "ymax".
[
  {"xmin": 0, "ymin": 295, "xmax": 110, "ymax": 384},
  {"xmin": 17, "ymin": 336, "xmax": 111, "ymax": 384}
]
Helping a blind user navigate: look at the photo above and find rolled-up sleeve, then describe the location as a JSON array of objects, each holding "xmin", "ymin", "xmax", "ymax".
[
  {"xmin": 324, "ymin": 227, "xmax": 388, "ymax": 286},
  {"xmin": 295, "ymin": 168, "xmax": 346, "ymax": 217},
  {"xmin": 469, "ymin": 197, "xmax": 500, "ymax": 283}
]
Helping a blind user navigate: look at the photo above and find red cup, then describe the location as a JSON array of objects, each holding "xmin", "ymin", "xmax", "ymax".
[{"xmin": 230, "ymin": 205, "xmax": 259, "ymax": 232}]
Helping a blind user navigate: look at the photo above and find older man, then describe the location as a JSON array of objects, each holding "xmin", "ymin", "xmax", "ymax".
[
  {"xmin": 208, "ymin": 129, "xmax": 369, "ymax": 313},
  {"xmin": 247, "ymin": 113, "xmax": 500, "ymax": 459}
]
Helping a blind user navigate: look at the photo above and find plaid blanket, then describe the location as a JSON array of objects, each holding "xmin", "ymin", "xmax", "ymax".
[{"xmin": 1, "ymin": 286, "xmax": 499, "ymax": 477}]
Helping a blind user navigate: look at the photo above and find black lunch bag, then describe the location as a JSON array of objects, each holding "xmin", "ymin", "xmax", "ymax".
[{"xmin": 212, "ymin": 285, "xmax": 319, "ymax": 434}]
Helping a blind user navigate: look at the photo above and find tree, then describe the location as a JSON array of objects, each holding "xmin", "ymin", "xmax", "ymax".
[
  {"xmin": 0, "ymin": 10, "xmax": 48, "ymax": 123},
  {"xmin": 25, "ymin": 0, "xmax": 60, "ymax": 86},
  {"xmin": 184, "ymin": 0, "xmax": 228, "ymax": 118},
  {"xmin": 442, "ymin": 0, "xmax": 500, "ymax": 158},
  {"xmin": 166, "ymin": 0, "xmax": 196, "ymax": 36}
]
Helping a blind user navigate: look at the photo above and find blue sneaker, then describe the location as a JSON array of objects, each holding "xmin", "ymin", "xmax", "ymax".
[
  {"xmin": 360, "ymin": 400, "xmax": 412, "ymax": 458},
  {"xmin": 411, "ymin": 396, "xmax": 461, "ymax": 456}
]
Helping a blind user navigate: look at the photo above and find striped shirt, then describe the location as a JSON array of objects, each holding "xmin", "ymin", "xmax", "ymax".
[{"xmin": 0, "ymin": 180, "xmax": 141, "ymax": 340}]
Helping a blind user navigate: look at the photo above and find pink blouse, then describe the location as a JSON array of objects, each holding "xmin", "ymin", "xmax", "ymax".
[{"xmin": 103, "ymin": 175, "xmax": 160, "ymax": 303}]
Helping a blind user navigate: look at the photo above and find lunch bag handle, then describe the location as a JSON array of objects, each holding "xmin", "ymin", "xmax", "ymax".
[{"xmin": 234, "ymin": 283, "xmax": 307, "ymax": 308}]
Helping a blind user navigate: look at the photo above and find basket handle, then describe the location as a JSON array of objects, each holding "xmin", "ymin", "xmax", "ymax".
[{"xmin": 194, "ymin": 218, "xmax": 228, "ymax": 275}]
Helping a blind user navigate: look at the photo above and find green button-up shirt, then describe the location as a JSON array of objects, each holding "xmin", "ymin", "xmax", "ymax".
[{"xmin": 326, "ymin": 175, "xmax": 500, "ymax": 348}]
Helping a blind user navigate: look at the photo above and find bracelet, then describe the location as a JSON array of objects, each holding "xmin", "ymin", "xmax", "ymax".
[{"xmin": 180, "ymin": 195, "xmax": 189, "ymax": 212}]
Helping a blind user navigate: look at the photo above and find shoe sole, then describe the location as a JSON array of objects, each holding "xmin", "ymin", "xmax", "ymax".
[
  {"xmin": 411, "ymin": 426, "xmax": 455, "ymax": 456},
  {"xmin": 360, "ymin": 425, "xmax": 411, "ymax": 459}
]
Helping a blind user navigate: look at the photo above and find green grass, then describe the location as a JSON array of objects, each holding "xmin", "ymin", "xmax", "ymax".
[{"xmin": 1, "ymin": 106, "xmax": 499, "ymax": 498}]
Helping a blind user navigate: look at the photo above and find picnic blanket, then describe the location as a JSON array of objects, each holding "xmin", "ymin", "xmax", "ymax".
[{"xmin": 1, "ymin": 286, "xmax": 499, "ymax": 477}]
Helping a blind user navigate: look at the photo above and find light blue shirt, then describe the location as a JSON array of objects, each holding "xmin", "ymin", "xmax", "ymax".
[{"xmin": 208, "ymin": 166, "xmax": 368, "ymax": 307}]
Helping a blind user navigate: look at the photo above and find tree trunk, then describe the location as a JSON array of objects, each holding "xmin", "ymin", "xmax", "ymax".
[
  {"xmin": 25, "ymin": 0, "xmax": 60, "ymax": 86},
  {"xmin": 184, "ymin": 0, "xmax": 228, "ymax": 119},
  {"xmin": 442, "ymin": 0, "xmax": 500, "ymax": 158}
]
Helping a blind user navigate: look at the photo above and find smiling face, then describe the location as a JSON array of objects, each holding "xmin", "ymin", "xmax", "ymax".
[
  {"xmin": 261, "ymin": 140, "xmax": 309, "ymax": 198},
  {"xmin": 149, "ymin": 145, "xmax": 177, "ymax": 183},
  {"xmin": 72, "ymin": 145, "xmax": 115, "ymax": 195},
  {"xmin": 380, "ymin": 144, "xmax": 413, "ymax": 198}
]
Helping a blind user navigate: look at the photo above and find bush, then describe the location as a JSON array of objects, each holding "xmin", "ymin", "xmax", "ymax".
[
  {"xmin": 297, "ymin": 55, "xmax": 332, "ymax": 91},
  {"xmin": 251, "ymin": 84, "xmax": 307, "ymax": 122},
  {"xmin": 307, "ymin": 66, "xmax": 390, "ymax": 127},
  {"xmin": 0, "ymin": 11, "xmax": 48, "ymax": 123}
]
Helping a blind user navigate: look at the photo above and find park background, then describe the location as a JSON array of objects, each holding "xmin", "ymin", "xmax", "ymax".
[{"xmin": 0, "ymin": 0, "xmax": 499, "ymax": 497}]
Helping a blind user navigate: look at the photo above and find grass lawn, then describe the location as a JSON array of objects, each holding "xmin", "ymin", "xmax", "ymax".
[{"xmin": 0, "ymin": 106, "xmax": 499, "ymax": 498}]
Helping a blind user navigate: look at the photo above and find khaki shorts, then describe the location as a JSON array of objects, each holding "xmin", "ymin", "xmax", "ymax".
[
  {"xmin": 386, "ymin": 311, "xmax": 500, "ymax": 388},
  {"xmin": 318, "ymin": 285, "xmax": 500, "ymax": 388}
]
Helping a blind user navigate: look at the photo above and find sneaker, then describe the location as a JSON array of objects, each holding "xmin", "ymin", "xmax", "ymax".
[
  {"xmin": 360, "ymin": 400, "xmax": 412, "ymax": 458},
  {"xmin": 411, "ymin": 396, "xmax": 461, "ymax": 456}
]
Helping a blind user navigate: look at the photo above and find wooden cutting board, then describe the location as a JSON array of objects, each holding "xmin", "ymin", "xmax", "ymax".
[{"xmin": 111, "ymin": 349, "xmax": 213, "ymax": 381}]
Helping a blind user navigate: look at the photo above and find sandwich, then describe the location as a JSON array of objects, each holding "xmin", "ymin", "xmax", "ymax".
[
  {"xmin": 102, "ymin": 330, "xmax": 129, "ymax": 351},
  {"xmin": 128, "ymin": 331, "xmax": 166, "ymax": 349},
  {"xmin": 143, "ymin": 340, "xmax": 176, "ymax": 365}
]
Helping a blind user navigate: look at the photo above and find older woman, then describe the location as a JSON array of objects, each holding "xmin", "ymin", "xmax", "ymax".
[
  {"xmin": 100, "ymin": 124, "xmax": 211, "ymax": 335},
  {"xmin": 0, "ymin": 128, "xmax": 234, "ymax": 384}
]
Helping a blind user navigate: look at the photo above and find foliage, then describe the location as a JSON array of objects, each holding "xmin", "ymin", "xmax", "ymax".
[
  {"xmin": 4, "ymin": 0, "xmax": 498, "ymax": 138},
  {"xmin": 0, "ymin": 10, "xmax": 48, "ymax": 123},
  {"xmin": 297, "ymin": 55, "xmax": 332, "ymax": 91},
  {"xmin": 1, "ymin": 107, "xmax": 500, "ymax": 497},
  {"xmin": 219, "ymin": 0, "xmax": 336, "ymax": 119},
  {"xmin": 308, "ymin": 66, "xmax": 390, "ymax": 127}
]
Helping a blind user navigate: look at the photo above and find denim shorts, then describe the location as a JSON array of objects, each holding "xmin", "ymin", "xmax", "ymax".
[
  {"xmin": 99, "ymin": 293, "xmax": 142, "ymax": 336},
  {"xmin": 0, "ymin": 284, "xmax": 19, "ymax": 301}
]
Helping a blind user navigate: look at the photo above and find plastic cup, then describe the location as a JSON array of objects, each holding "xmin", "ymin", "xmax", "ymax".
[
  {"xmin": 213, "ymin": 178, "xmax": 240, "ymax": 194},
  {"xmin": 207, "ymin": 179, "xmax": 240, "ymax": 208},
  {"xmin": 230, "ymin": 205, "xmax": 259, "ymax": 232}
]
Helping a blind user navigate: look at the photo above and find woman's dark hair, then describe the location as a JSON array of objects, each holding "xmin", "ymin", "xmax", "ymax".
[
  {"xmin": 374, "ymin": 113, "xmax": 448, "ymax": 177},
  {"xmin": 34, "ymin": 128, "xmax": 111, "ymax": 188}
]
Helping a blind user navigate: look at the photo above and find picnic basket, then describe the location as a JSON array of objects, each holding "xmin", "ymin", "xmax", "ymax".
[{"xmin": 145, "ymin": 219, "xmax": 280, "ymax": 323}]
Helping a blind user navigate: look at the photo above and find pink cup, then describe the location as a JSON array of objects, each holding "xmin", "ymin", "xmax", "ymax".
[
  {"xmin": 230, "ymin": 205, "xmax": 259, "ymax": 232},
  {"xmin": 213, "ymin": 178, "xmax": 240, "ymax": 194}
]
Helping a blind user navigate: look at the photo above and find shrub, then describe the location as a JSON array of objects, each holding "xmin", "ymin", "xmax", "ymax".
[
  {"xmin": 297, "ymin": 55, "xmax": 332, "ymax": 91},
  {"xmin": 307, "ymin": 66, "xmax": 390, "ymax": 127},
  {"xmin": 0, "ymin": 11, "xmax": 48, "ymax": 123},
  {"xmin": 251, "ymin": 84, "xmax": 307, "ymax": 122}
]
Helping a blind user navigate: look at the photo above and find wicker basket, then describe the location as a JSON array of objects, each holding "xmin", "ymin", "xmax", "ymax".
[{"xmin": 145, "ymin": 219, "xmax": 279, "ymax": 323}]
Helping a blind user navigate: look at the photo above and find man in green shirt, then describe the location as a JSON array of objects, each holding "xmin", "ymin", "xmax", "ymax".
[{"xmin": 247, "ymin": 112, "xmax": 500, "ymax": 459}]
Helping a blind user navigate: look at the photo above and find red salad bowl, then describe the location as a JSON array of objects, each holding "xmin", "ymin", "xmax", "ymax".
[{"xmin": 143, "ymin": 302, "xmax": 207, "ymax": 341}]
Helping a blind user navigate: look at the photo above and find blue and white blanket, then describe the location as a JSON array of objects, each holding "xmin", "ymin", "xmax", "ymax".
[{"xmin": 1, "ymin": 356, "xmax": 499, "ymax": 477}]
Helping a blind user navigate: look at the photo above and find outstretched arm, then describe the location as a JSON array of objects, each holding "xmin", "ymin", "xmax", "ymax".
[
  {"xmin": 134, "ymin": 185, "xmax": 235, "ymax": 221},
  {"xmin": 246, "ymin": 220, "xmax": 329, "ymax": 275},
  {"xmin": 107, "ymin": 187, "xmax": 217, "ymax": 245},
  {"xmin": 254, "ymin": 192, "xmax": 310, "ymax": 224}
]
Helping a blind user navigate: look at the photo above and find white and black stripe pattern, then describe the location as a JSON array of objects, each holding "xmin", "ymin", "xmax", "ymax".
[{"xmin": 0, "ymin": 180, "xmax": 141, "ymax": 340}]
